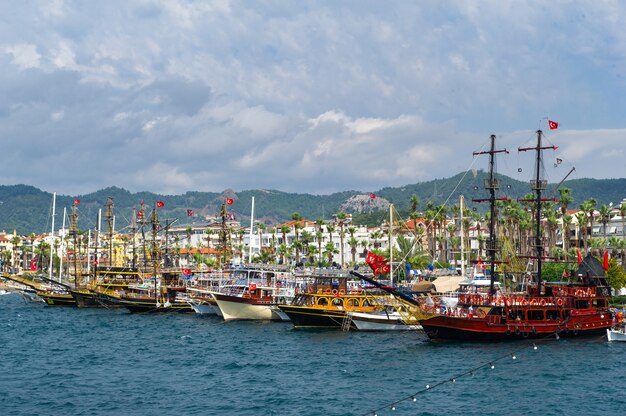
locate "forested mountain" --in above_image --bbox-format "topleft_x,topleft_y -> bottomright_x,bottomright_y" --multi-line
1,173 -> 624,235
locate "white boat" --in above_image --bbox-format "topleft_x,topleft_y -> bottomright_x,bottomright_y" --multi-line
349,309 -> 422,331
607,325 -> 626,342
188,298 -> 217,315
212,285 -> 294,321
210,265 -> 296,321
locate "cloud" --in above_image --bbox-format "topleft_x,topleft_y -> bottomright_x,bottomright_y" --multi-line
0,1 -> 625,196
4,43 -> 41,69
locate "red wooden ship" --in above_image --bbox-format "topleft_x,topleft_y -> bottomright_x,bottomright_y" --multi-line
417,131 -> 613,341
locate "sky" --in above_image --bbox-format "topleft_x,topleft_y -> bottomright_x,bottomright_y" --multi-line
1,0 -> 625,197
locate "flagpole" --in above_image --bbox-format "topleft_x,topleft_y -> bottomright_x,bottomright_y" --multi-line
248,196 -> 255,264
389,203 -> 393,287
48,192 -> 56,280
460,195 -> 465,278
58,207 -> 66,282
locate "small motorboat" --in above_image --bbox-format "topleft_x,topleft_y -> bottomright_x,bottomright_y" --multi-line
607,325 -> 626,342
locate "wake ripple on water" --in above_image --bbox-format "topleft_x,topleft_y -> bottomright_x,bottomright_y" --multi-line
1,294 -> 626,415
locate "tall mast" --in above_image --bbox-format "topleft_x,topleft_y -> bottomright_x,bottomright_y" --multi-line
248,196 -> 255,264
460,195 -> 465,278
69,203 -> 79,288
105,197 -> 114,266
130,209 -> 137,269
48,192 -> 56,280
519,130 -> 556,296
58,207 -> 66,282
389,203 -> 394,287
93,209 -> 100,282
139,201 -> 147,268
473,134 -> 508,295
219,203 -> 228,268
150,208 -> 160,305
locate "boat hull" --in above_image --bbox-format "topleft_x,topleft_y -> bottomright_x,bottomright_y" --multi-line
421,313 -> 612,342
607,328 -> 626,342
213,293 -> 281,321
277,305 -> 348,329
37,292 -> 77,307
349,311 -> 422,331
188,299 -> 217,315
115,296 -> 194,313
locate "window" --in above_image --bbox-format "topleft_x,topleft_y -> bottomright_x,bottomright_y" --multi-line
528,310 -> 544,320
546,309 -> 559,320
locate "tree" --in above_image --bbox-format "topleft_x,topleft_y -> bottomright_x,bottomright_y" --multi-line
579,198 -> 597,253
607,258 -> 626,294
348,236 -> 359,265
335,211 -> 350,266
598,204 -> 612,247
323,241 -> 338,264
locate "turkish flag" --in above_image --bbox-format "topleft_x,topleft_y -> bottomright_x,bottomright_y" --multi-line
603,251 -> 609,271
548,120 -> 559,130
187,209 -> 194,216
30,259 -> 37,271
370,193 -> 376,199
576,249 -> 582,266
226,198 -> 234,205
73,199 -> 81,205
156,200 -> 165,208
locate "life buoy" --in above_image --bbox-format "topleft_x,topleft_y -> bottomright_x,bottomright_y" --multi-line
357,288 -> 363,294
540,299 -> 546,306
530,298 -> 538,306
556,298 -> 564,307
325,289 -> 331,295
505,328 -> 512,336
339,289 -> 345,295
514,328 -> 521,336
332,289 -> 338,297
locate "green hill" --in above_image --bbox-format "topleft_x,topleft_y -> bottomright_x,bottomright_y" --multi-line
1,173 -> 624,234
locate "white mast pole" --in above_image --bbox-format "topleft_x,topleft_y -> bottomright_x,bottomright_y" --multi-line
389,203 -> 393,287
58,207 -> 67,282
460,195 -> 465,278
248,196 -> 255,264
48,192 -> 56,280
97,209 -> 102,268
86,230 -> 91,277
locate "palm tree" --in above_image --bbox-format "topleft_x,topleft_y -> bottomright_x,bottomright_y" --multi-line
348,236 -> 359,265
307,244 -> 318,265
575,211 -> 587,252
280,225 -> 291,247
335,211 -> 349,266
562,213 -> 573,252
326,223 -> 335,244
315,230 -> 324,265
10,235 -> 21,271
579,198 -> 597,252
410,194 -> 420,214
323,241 -> 338,264
598,204 -> 612,247
369,230 -> 383,249
558,188 -> 574,249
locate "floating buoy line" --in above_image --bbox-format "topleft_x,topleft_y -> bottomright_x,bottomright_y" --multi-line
361,334 -> 559,416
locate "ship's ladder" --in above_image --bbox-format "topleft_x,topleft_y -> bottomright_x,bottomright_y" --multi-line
341,312 -> 352,332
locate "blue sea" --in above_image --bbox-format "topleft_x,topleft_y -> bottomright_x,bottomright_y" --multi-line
1,293 -> 625,416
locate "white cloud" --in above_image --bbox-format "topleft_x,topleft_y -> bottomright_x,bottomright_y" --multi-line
5,43 -> 41,69
0,1 -> 625,196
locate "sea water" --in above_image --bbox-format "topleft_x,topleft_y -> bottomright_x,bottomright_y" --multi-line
1,293 -> 625,416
